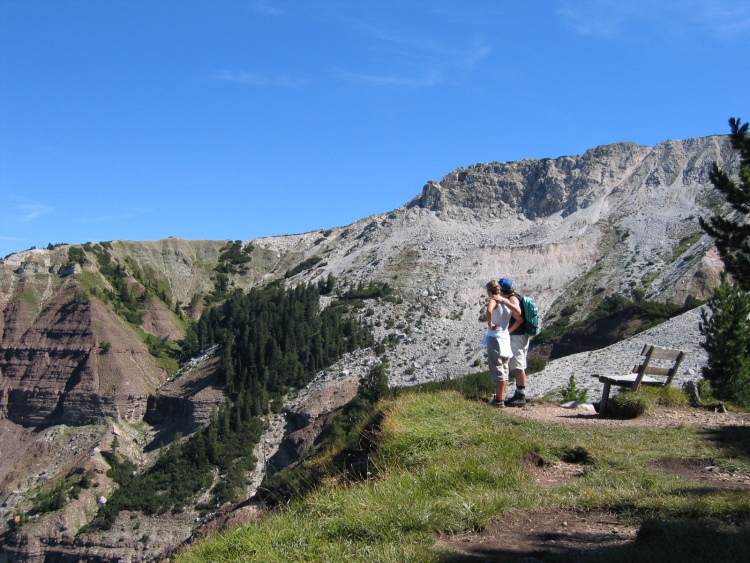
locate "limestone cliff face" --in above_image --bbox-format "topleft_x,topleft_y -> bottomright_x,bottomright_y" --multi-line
414,142 -> 653,220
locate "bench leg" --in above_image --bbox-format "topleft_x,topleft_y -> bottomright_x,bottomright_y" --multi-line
600,382 -> 611,414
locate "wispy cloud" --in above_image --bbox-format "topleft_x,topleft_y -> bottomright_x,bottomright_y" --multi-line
558,0 -> 750,39
688,1 -> 750,36
557,1 -> 648,38
80,208 -> 152,224
210,70 -> 307,88
246,1 -> 282,17
16,202 -> 54,222
336,69 -> 444,88
463,41 -> 492,68
337,27 -> 491,89
221,6 -> 493,91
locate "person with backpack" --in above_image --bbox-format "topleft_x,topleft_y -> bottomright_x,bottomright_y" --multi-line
498,278 -> 540,407
484,280 -> 522,407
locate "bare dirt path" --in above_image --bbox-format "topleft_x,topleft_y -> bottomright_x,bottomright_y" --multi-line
504,399 -> 750,428
440,508 -> 637,562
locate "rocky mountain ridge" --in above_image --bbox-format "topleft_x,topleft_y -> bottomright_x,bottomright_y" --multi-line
0,134 -> 735,561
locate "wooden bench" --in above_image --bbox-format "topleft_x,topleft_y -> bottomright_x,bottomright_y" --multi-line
594,344 -> 686,414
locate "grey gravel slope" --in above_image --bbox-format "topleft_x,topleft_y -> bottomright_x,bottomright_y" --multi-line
528,306 -> 708,400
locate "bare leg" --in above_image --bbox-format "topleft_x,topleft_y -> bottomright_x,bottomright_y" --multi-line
515,369 -> 526,388
496,380 -> 508,401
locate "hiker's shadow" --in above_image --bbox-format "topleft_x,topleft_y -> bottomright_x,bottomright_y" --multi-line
699,426 -> 750,459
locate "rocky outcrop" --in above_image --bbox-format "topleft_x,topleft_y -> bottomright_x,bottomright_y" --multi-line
267,370 -> 361,473
412,142 -> 653,221
269,410 -> 338,472
144,356 -> 225,447
0,283 -> 167,427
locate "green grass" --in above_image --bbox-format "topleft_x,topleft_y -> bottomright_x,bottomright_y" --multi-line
132,327 -> 181,375
75,271 -> 106,293
608,386 -> 692,418
177,391 -> 750,562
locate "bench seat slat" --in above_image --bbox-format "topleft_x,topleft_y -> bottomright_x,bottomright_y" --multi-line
641,366 -> 672,376
599,374 -> 665,386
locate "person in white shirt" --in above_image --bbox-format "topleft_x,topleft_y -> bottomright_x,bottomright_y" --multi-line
484,280 -> 522,407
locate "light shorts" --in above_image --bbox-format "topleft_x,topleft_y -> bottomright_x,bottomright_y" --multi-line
509,334 -> 530,371
487,337 -> 510,382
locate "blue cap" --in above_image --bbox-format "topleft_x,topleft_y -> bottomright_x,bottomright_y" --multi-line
498,278 -> 513,291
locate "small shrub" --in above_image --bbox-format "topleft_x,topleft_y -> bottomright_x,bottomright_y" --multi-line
543,375 -> 588,403
341,280 -> 392,301
560,375 -> 588,403
284,256 -> 323,279
560,304 -> 578,317
609,390 -> 650,418
639,385 -> 689,408
526,357 -> 547,374
31,487 -> 67,514
697,380 -> 717,404
67,246 -> 86,266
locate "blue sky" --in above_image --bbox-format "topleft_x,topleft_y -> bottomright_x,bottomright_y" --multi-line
1,1 -> 748,258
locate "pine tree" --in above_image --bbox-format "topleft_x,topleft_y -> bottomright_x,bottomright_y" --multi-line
358,363 -> 389,405
699,117 -> 750,407
700,118 -> 750,290
699,275 -> 750,406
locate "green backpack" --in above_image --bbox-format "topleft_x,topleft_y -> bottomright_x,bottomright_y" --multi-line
518,294 -> 541,337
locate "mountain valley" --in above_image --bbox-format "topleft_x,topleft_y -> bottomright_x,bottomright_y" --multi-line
0,134 -> 735,562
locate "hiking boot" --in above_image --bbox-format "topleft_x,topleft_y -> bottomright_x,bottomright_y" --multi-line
506,395 -> 527,407
490,396 -> 505,408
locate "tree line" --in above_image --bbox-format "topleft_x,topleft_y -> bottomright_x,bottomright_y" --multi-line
85,278 -> 374,529
182,280 -> 373,412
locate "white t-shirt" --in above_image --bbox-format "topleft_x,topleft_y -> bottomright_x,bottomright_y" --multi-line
486,300 -> 512,357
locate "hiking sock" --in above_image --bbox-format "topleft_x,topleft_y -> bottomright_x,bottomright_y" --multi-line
516,386 -> 526,398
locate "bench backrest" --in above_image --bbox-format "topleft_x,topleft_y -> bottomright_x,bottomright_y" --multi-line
631,344 -> 686,390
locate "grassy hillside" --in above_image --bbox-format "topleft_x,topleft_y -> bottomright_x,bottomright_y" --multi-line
177,391 -> 750,562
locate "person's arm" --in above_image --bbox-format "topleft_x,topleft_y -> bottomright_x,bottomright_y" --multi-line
496,295 -> 522,317
507,295 -> 523,332
486,298 -> 499,329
